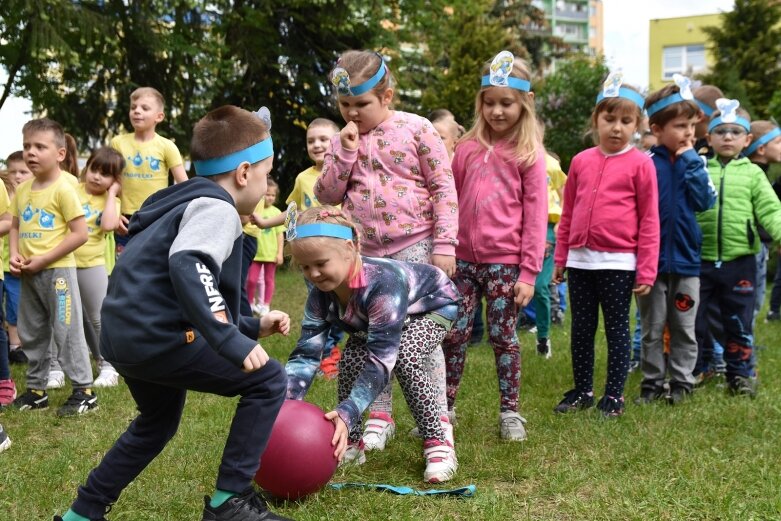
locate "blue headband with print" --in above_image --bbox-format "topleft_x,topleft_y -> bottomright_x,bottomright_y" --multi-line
707,98 -> 750,133
331,54 -> 387,97
595,72 -> 645,110
480,51 -> 531,92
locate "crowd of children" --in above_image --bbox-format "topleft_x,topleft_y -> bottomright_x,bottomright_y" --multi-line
0,46 -> 779,521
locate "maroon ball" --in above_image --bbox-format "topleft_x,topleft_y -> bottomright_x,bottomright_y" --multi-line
254,400 -> 338,500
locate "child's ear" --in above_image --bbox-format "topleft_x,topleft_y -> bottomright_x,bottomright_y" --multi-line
706,133 -> 714,147
380,88 -> 394,107
650,123 -> 664,139
155,111 -> 165,124
56,147 -> 67,164
234,162 -> 251,187
743,133 -> 754,149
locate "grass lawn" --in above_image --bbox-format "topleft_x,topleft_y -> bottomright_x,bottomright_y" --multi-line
2,267 -> 780,520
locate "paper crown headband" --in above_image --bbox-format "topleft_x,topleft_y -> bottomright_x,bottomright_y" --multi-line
193,107 -> 274,177
746,126 -> 780,156
331,54 -> 387,97
646,74 -> 696,117
708,98 -> 751,132
595,72 -> 645,110
285,202 -> 354,241
480,51 -> 531,92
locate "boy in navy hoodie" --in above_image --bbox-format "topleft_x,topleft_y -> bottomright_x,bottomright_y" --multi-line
636,78 -> 717,405
55,106 -> 293,521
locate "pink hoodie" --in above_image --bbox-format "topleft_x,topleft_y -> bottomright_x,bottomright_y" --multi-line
554,146 -> 660,286
452,138 -> 548,285
315,111 -> 458,257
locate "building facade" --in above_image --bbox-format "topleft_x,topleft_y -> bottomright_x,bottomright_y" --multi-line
534,0 -> 604,56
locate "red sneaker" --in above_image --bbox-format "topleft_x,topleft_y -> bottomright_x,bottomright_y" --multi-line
319,346 -> 341,380
0,379 -> 17,407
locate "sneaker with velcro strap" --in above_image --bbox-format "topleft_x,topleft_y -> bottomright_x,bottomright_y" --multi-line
56,389 -> 98,417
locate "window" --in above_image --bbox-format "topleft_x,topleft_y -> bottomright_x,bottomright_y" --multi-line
662,44 -> 706,80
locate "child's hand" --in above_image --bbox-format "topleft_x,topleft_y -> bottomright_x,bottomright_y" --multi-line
117,214 -> 129,236
324,410 -> 348,462
20,255 -> 48,275
633,284 -> 651,296
242,344 -> 270,372
431,254 -> 456,278
340,121 -> 360,151
249,212 -> 261,225
276,252 -> 284,266
9,254 -> 26,276
513,281 -> 534,308
260,310 -> 290,337
108,181 -> 122,197
552,266 -> 566,284
676,137 -> 694,157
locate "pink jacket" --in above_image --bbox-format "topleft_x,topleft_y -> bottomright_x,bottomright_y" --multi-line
315,111 -> 458,257
452,138 -> 548,285
554,146 -> 660,286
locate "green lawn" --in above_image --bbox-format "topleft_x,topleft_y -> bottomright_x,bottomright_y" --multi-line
2,268 -> 780,520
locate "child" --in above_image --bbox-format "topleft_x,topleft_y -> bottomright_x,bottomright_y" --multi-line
110,87 -> 187,254
286,118 -> 344,378
553,73 -> 660,417
3,151 -> 33,364
285,206 -> 459,484
692,84 -> 725,157
0,174 -> 13,407
10,118 -> 94,416
441,51 -> 547,440
694,101 -> 781,397
75,147 -> 123,387
247,178 -> 284,315
54,105 -> 293,521
428,108 -> 462,158
636,77 -> 717,405
316,50 -> 457,450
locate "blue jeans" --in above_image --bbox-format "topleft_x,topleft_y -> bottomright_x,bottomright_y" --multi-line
631,306 -> 642,363
753,242 -> 769,327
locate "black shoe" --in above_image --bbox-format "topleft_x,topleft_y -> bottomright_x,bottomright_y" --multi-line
727,376 -> 758,398
56,389 -> 98,416
202,488 -> 295,521
536,338 -> 552,359
554,389 -> 594,413
13,389 -> 49,410
8,347 -> 28,364
634,387 -> 665,405
596,395 -> 625,418
627,359 -> 640,373
667,386 -> 691,405
766,310 -> 780,322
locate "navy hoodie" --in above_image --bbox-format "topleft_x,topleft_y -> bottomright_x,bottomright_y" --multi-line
100,177 -> 260,374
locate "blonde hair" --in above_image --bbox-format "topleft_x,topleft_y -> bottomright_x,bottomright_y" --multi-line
460,57 -> 541,167
331,50 -> 395,100
750,120 -> 777,140
0,170 -> 14,197
130,87 -> 165,110
289,206 -> 363,282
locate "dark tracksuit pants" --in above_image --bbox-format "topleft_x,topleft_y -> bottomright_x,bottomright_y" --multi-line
695,256 -> 757,381
241,234 -> 258,317
71,340 -> 286,519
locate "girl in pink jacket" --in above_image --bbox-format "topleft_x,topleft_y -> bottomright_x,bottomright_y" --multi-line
442,51 -> 548,442
315,50 -> 458,454
552,74 -> 660,418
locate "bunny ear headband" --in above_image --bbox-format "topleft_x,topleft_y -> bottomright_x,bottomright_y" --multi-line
595,71 -> 645,110
193,106 -> 274,177
480,51 -> 531,92
708,98 -> 751,133
646,74 -> 695,117
285,202 -> 353,241
331,53 -> 387,97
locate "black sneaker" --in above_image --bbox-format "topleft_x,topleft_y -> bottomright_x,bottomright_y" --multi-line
727,376 -> 758,398
53,515 -> 108,521
596,395 -> 624,418
13,389 -> 49,410
536,338 -> 552,359
667,386 -> 691,405
554,389 -> 594,413
8,347 -> 28,364
56,389 -> 98,416
0,423 -> 10,452
634,387 -> 666,405
202,488 -> 295,521
766,310 -> 780,322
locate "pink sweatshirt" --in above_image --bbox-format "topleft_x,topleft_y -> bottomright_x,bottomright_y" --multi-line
315,111 -> 458,257
452,138 -> 548,285
554,146 -> 660,286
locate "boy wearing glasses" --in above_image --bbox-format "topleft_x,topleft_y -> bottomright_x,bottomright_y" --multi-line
694,102 -> 781,398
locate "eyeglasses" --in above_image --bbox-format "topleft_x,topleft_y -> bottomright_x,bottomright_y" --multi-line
712,127 -> 747,137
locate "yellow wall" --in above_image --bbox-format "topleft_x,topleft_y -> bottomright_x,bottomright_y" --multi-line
589,0 -> 604,55
648,13 -> 721,91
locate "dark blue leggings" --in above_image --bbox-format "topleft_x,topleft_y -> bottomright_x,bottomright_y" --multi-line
0,280 -> 9,380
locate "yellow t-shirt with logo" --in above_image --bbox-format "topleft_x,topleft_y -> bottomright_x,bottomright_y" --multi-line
0,183 -> 10,280
12,174 -> 84,269
254,206 -> 283,262
75,184 -> 120,268
546,154 -> 567,223
110,133 -> 183,214
286,166 -> 324,209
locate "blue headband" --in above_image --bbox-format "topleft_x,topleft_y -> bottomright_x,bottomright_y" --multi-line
480,76 -> 531,92
646,93 -> 697,117
293,223 -> 353,240
708,116 -> 751,133
332,56 -> 387,97
596,87 -> 645,110
746,127 -> 781,156
193,137 -> 274,177
695,99 -> 714,117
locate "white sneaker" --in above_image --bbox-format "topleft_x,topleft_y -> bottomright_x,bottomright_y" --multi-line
409,414 -> 456,441
47,370 -> 65,390
423,439 -> 457,483
259,304 -> 270,316
251,303 -> 263,316
499,411 -> 528,441
0,424 -> 11,453
362,412 -> 395,451
94,365 -> 120,388
340,441 -> 366,466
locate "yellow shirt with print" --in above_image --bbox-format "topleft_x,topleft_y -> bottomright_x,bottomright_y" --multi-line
12,174 -> 84,269
0,182 -> 10,280
75,184 -> 120,268
546,154 -> 567,224
287,166 -> 332,209
110,133 -> 183,214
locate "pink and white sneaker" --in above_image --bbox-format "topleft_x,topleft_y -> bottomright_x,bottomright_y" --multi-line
341,439 -> 366,466
0,379 -> 16,408
362,411 -> 396,451
423,438 -> 457,483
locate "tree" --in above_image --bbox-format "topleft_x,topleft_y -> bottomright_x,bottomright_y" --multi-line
536,54 -> 609,170
699,0 -> 781,119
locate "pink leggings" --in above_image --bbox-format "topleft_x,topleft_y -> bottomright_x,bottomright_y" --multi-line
246,261 -> 277,305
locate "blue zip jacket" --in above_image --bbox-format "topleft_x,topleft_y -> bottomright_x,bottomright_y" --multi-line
650,146 -> 717,276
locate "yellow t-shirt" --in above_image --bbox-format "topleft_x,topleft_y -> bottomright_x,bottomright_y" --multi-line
0,183 -> 10,280
12,174 -> 84,269
286,166 -> 324,209
110,133 -> 183,214
243,201 -> 265,238
3,236 -> 10,273
74,184 -> 120,268
254,206 -> 283,262
546,154 -> 567,223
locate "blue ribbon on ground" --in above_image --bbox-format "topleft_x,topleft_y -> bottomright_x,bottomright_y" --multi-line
330,482 -> 476,497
